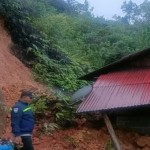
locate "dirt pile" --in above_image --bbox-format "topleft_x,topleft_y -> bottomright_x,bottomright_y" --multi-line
32,126 -> 150,150
0,17 -> 43,106
136,136 -> 150,149
33,127 -> 110,150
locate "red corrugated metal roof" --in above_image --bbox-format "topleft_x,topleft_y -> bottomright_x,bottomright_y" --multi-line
77,68 -> 150,113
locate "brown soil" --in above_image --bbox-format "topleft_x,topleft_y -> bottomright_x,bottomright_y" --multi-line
0,17 -> 44,139
0,18 -> 43,106
0,17 -> 150,150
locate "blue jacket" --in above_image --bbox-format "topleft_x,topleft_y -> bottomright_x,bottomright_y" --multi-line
11,100 -> 34,136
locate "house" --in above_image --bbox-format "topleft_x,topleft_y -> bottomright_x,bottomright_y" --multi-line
77,48 -> 150,134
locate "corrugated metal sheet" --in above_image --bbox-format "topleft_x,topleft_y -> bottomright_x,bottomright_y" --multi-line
77,68 -> 150,113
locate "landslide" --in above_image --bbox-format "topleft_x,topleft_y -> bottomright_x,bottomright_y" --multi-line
0,18 -> 43,105
0,17 -> 44,135
0,15 -> 149,150
0,18 -> 109,150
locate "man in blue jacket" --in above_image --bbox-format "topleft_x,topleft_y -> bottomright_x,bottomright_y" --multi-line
11,91 -> 34,150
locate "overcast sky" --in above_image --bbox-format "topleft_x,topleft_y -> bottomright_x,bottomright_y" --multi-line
77,0 -> 145,19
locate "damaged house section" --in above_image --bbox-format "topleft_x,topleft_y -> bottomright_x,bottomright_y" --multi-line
77,47 -> 150,134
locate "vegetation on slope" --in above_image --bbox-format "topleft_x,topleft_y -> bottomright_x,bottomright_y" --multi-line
1,0 -> 150,92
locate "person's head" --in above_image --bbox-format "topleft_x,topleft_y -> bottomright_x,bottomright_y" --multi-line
20,91 -> 33,104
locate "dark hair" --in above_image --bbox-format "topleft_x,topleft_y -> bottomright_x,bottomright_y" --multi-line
20,91 -> 33,98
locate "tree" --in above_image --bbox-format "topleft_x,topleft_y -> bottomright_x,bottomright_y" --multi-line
121,0 -> 138,24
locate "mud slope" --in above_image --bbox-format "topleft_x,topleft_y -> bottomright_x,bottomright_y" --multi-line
0,18 -> 43,106
0,17 -> 45,140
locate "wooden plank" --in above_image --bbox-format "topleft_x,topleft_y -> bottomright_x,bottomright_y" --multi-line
103,113 -> 122,150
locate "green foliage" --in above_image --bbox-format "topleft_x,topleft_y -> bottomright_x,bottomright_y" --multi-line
31,97 -> 48,113
49,0 -> 92,15
30,91 -> 77,130
43,122 -> 59,135
105,140 -> 114,150
54,97 -> 76,125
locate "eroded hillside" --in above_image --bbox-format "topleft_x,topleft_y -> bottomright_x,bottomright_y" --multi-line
0,17 -> 44,136
0,17 -> 150,150
0,18 -> 43,106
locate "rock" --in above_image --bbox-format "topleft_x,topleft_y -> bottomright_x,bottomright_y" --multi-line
142,147 -> 150,150
123,143 -> 135,150
33,137 -> 40,145
136,136 -> 150,148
